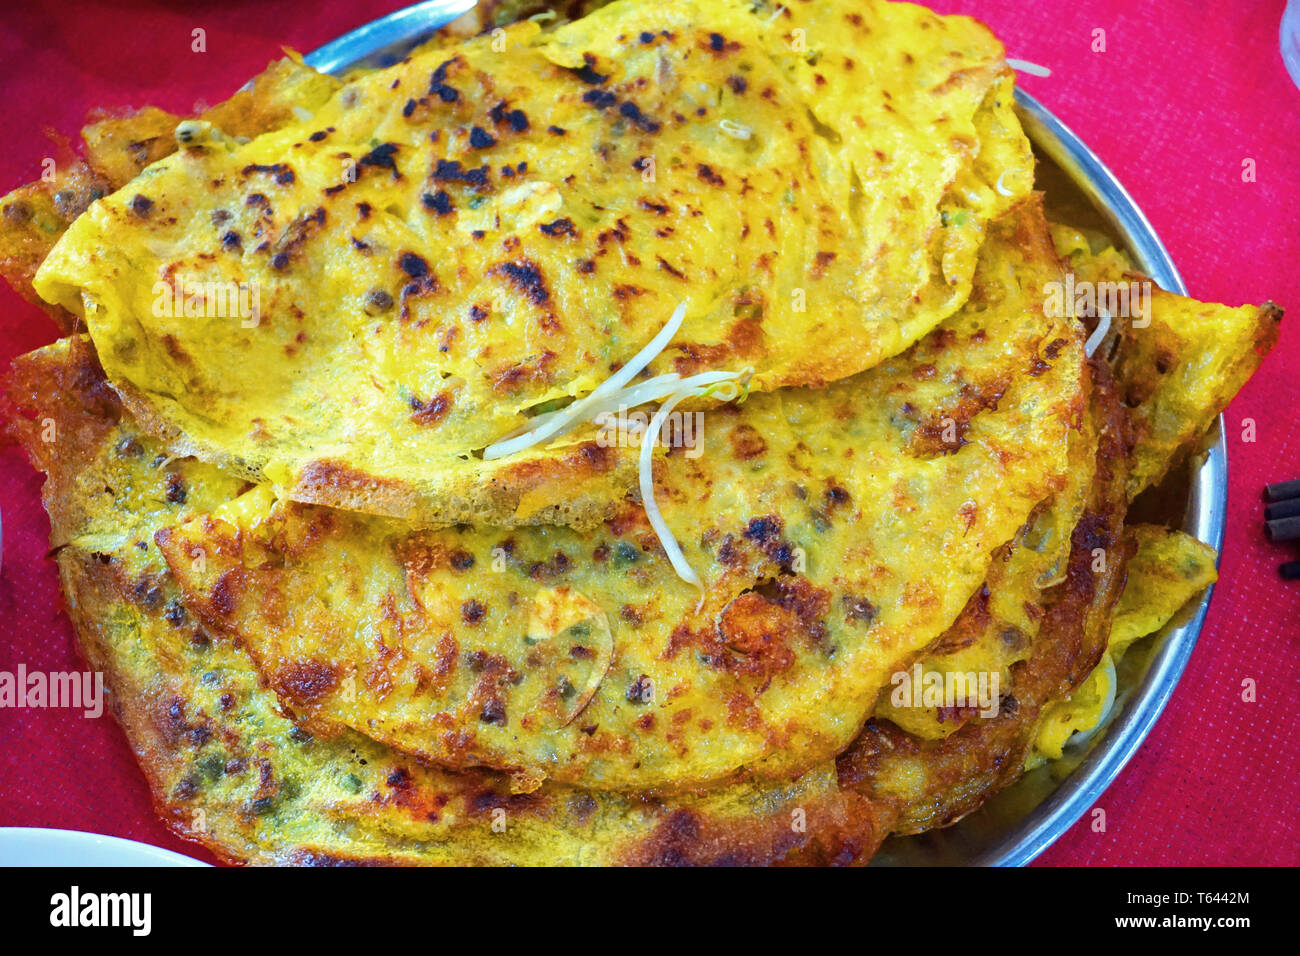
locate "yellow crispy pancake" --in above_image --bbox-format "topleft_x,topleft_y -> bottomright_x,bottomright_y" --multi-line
3,0 -> 1281,868
145,201 -> 1084,792
1108,524 -> 1218,659
872,393 -> 1098,740
34,0 -> 1031,529
1029,522 -> 1217,762
0,55 -> 339,333
1049,222 -> 1282,499
4,338 -> 884,866
841,358 -> 1132,834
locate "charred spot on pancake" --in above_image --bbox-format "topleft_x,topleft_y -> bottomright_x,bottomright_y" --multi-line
461,599 -> 487,625
277,659 -> 341,703
582,89 -> 618,110
697,163 -> 725,186
364,288 -> 394,315
165,472 -> 188,504
618,101 -> 661,133
704,31 -> 740,54
910,377 -> 1011,456
408,390 -> 452,426
433,159 -> 489,187
422,190 -> 453,215
163,599 -> 187,627
743,516 -> 782,546
489,99 -> 529,132
398,251 -> 430,278
538,218 -> 575,237
468,126 -> 496,149
528,550 -> 571,580
494,259 -> 550,305
428,57 -> 461,102
359,142 -> 401,177
569,54 -> 609,85
241,162 -> 295,185
824,482 -> 851,510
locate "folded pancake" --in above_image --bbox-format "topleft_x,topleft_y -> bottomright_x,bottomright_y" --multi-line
4,337 -> 884,866
1029,523 -> 1217,763
871,391 -> 1099,741
839,358 -> 1131,835
33,0 -> 1032,529
1107,524 -> 1217,660
138,200 -> 1084,792
0,55 -> 340,333
1049,223 -> 1282,499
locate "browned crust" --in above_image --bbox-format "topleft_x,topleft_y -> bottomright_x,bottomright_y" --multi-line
837,358 -> 1132,835
7,340 -> 884,866
0,163 -> 109,332
53,550 -> 254,866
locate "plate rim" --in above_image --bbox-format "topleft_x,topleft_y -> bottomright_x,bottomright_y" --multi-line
0,827 -> 209,867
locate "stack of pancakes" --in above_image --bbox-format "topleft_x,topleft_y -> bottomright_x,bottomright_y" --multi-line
0,0 -> 1278,864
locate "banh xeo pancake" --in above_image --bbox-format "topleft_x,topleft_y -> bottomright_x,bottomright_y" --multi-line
0,55 -> 342,333
1049,222 -> 1281,500
1,0 -> 1283,866
1028,523 -> 1218,765
32,0 -> 1033,530
148,200 -> 1084,792
841,359 -> 1132,835
870,394 -> 1099,741
5,339 -> 886,866
1107,524 -> 1218,660
1,273 -> 1104,863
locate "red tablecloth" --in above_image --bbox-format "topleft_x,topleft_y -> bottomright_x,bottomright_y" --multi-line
1,0 -> 1297,866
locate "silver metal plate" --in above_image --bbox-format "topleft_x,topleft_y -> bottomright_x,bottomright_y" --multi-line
303,8 -> 1227,867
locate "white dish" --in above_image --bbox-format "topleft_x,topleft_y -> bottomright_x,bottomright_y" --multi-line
0,827 -> 209,867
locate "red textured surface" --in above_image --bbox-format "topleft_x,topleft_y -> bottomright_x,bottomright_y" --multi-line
0,0 -> 1297,866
